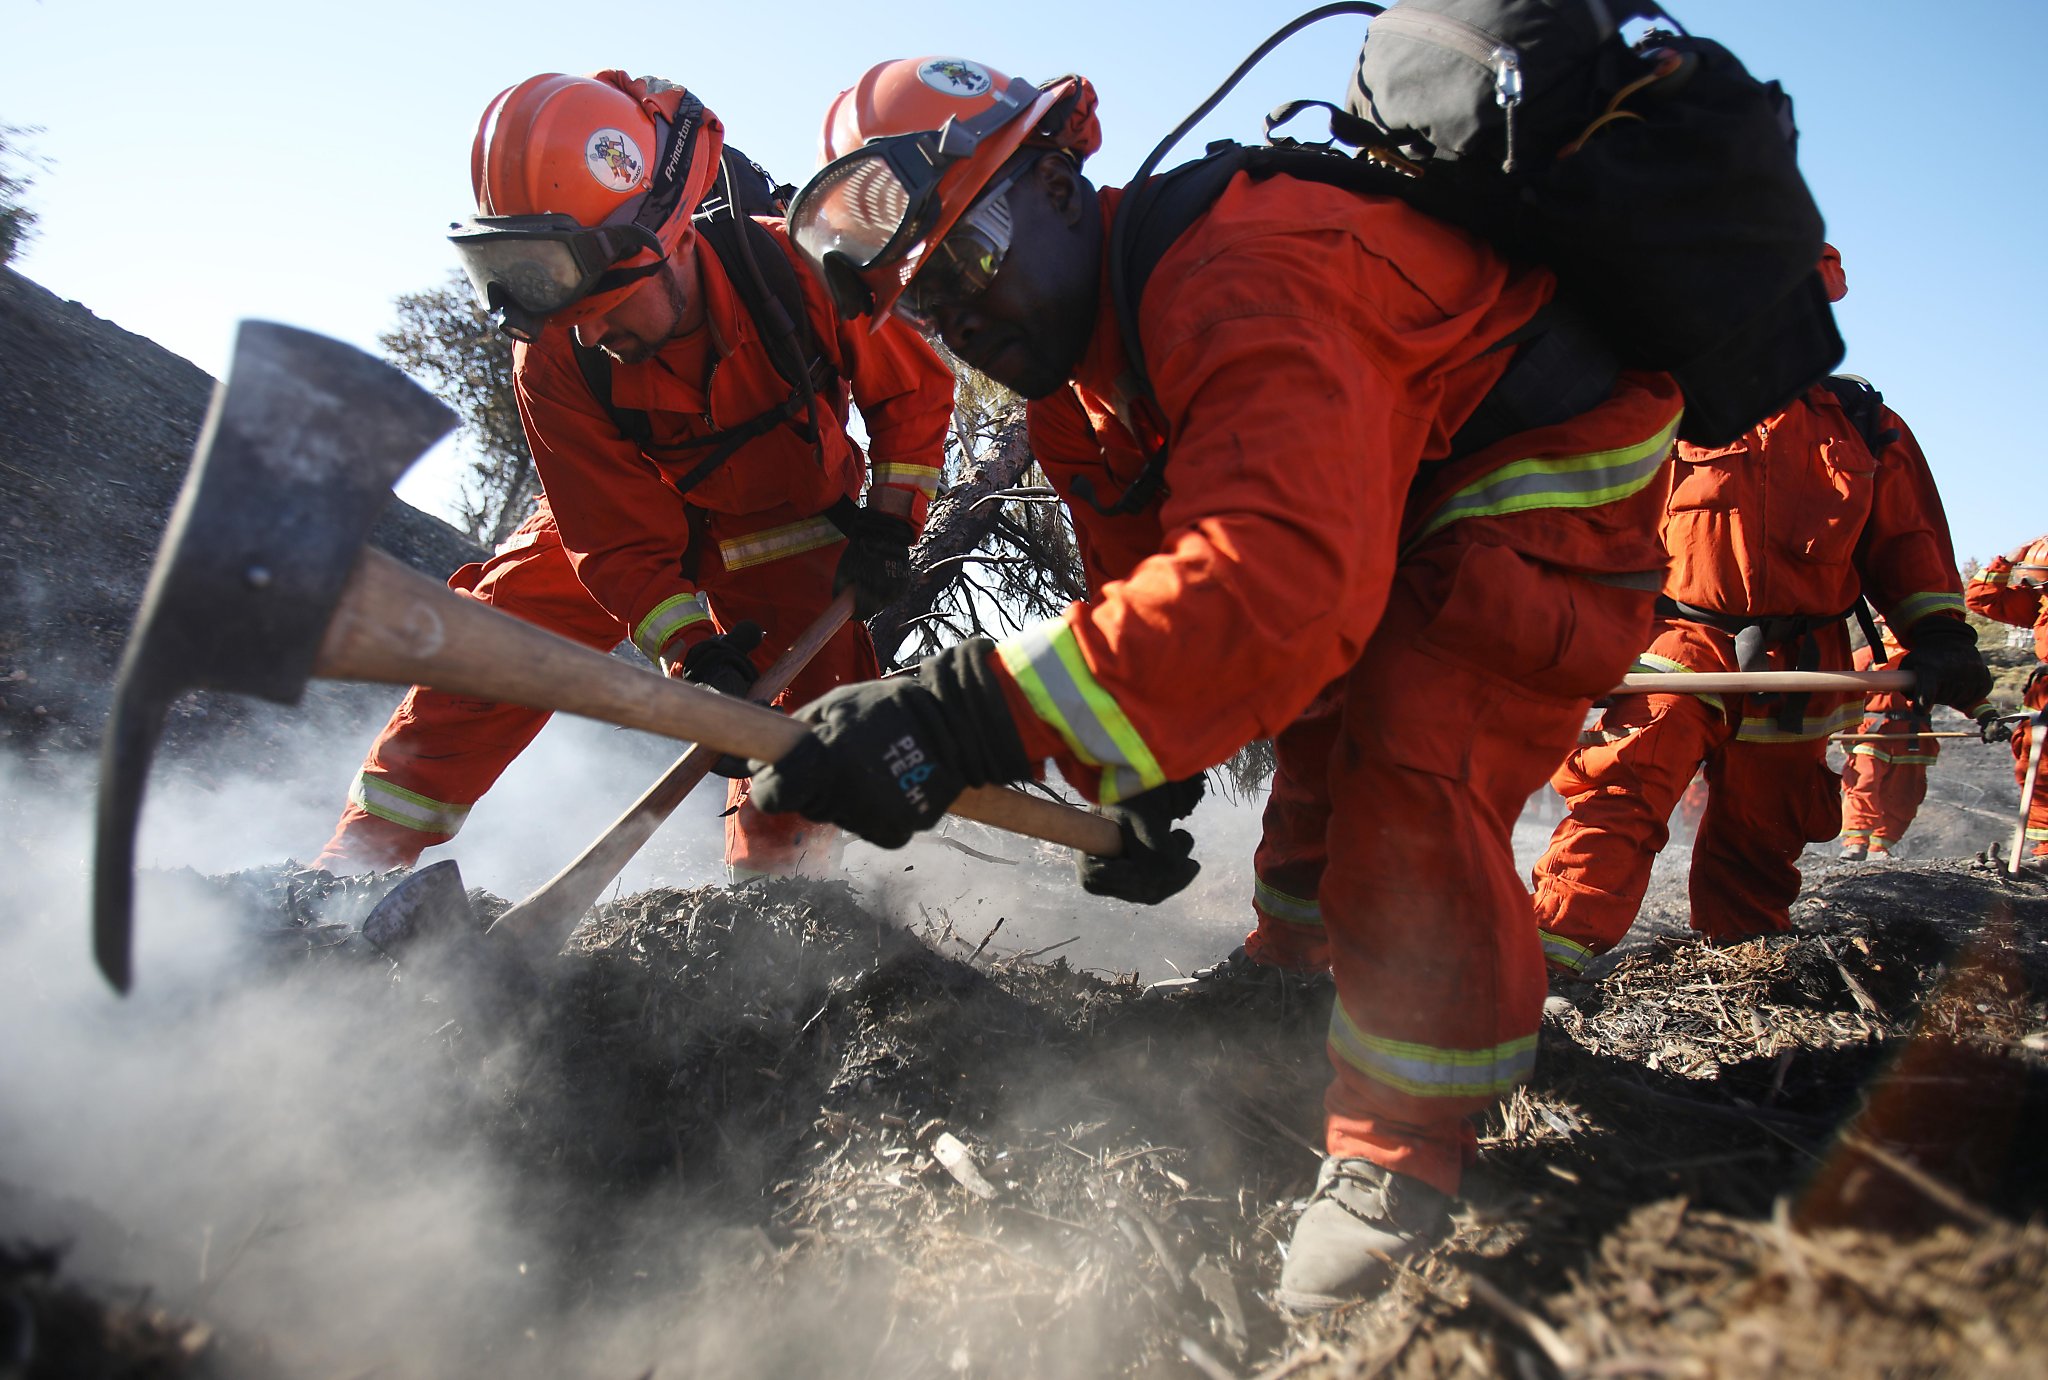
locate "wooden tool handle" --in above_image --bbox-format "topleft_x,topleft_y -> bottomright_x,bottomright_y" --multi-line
1615,670 -> 1917,696
318,550 -> 1124,856
489,591 -> 858,958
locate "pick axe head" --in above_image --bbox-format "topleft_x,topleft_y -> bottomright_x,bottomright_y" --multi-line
94,321 -> 455,992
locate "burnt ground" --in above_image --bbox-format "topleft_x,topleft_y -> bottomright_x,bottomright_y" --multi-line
5,266 -> 2048,1375
8,839 -> 2045,1380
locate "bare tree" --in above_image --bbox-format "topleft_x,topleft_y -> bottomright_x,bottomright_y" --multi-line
869,348 -> 1085,669
380,271 -> 535,544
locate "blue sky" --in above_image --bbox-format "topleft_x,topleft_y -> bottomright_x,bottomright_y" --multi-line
3,0 -> 2042,562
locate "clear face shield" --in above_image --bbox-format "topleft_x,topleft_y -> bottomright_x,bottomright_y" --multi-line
447,213 -> 664,342
786,133 -> 951,322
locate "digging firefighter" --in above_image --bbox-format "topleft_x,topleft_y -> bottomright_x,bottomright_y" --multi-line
314,72 -> 953,882
1837,618 -> 1937,861
1966,533 -> 2048,866
747,55 -> 1689,1311
1531,246 -> 1995,966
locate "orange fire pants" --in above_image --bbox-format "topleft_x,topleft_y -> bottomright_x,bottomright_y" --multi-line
2019,678 -> 2048,860
315,508 -> 874,878
1838,716 -> 1936,850
1243,685 -> 1341,972
1249,538 -> 1656,1197
1531,692 -> 1844,969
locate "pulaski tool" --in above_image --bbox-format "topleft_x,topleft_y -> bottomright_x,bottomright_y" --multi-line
363,590 -> 858,972
93,322 -> 1120,993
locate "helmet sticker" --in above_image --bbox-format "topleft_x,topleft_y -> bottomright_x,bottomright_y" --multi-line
917,59 -> 992,97
585,128 -> 645,192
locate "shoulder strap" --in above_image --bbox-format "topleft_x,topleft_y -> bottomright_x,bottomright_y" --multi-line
570,147 -> 841,499
1097,137 -> 1618,509
1819,373 -> 1901,457
695,209 -> 836,402
570,341 -> 654,449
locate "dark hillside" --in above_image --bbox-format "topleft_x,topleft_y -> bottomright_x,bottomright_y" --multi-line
0,267 -> 484,761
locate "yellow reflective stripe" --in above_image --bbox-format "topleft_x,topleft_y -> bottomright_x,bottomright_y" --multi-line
1889,592 -> 1966,631
1540,931 -> 1594,974
350,774 -> 470,836
1980,567 -> 2013,588
1327,999 -> 1537,1098
718,516 -> 845,572
1254,877 -> 1322,927
1411,411 -> 1680,545
1735,700 -> 1863,744
2028,826 -> 2048,842
1629,653 -> 1724,714
634,592 -> 711,661
874,462 -> 943,496
995,618 -> 1166,806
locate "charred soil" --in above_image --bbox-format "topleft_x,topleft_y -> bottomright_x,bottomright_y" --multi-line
13,855 -> 2048,1379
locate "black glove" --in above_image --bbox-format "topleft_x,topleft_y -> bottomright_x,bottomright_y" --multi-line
751,639 -> 1030,848
680,621 -> 766,777
1898,616 -> 1992,715
680,621 -> 766,696
833,504 -> 916,619
1981,712 -> 2015,744
1077,775 -> 1204,905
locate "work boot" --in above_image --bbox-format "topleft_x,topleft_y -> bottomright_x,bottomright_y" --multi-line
1277,1157 -> 1453,1313
1866,838 -> 1895,862
1143,945 -> 1330,1003
1838,839 -> 1868,862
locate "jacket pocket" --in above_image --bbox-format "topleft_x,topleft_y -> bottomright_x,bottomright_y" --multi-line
1774,435 -> 1874,571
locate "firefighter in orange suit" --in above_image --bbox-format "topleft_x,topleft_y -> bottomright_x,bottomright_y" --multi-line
1531,248 -> 1994,970
1837,620 -> 1937,861
314,71 -> 952,881
748,57 -> 1684,1309
1966,533 -> 2048,864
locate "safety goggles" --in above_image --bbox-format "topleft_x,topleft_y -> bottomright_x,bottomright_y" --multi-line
893,160 -> 1032,331
448,213 -> 665,342
791,143 -> 1033,331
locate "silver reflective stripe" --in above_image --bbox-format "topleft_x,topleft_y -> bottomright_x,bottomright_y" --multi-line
994,619 -> 1166,806
1540,931 -> 1593,974
718,516 -> 844,572
1413,414 -> 1679,543
634,592 -> 711,662
350,773 -> 471,836
1327,998 -> 1536,1098
1888,591 -> 1965,631
1254,877 -> 1322,927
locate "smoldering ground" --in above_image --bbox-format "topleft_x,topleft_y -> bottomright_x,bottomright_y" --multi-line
0,713 -> 1297,1378
10,693 -> 2048,1378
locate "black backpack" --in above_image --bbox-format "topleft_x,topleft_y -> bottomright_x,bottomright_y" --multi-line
1089,0 -> 1841,515
1818,373 -> 1901,459
572,144 -> 839,500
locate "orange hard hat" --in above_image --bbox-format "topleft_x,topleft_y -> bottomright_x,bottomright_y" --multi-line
458,72 -> 725,336
789,57 -> 1100,324
1818,242 -> 1846,303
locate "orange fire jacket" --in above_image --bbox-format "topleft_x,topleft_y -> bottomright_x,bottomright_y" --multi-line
1966,534 -> 2048,661
512,219 -> 953,665
1661,386 -> 1966,633
993,177 -> 1683,803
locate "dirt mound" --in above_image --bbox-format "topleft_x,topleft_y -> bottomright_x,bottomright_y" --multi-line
0,267 -> 483,765
12,861 -> 2047,1379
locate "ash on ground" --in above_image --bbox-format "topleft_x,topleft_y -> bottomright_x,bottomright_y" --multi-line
12,842 -> 2047,1379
